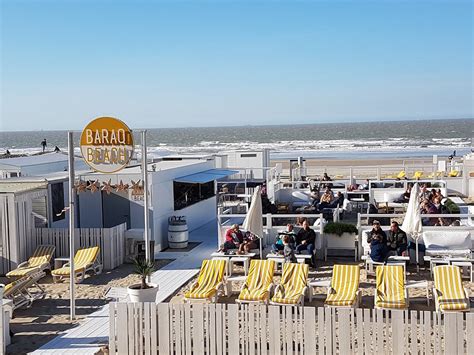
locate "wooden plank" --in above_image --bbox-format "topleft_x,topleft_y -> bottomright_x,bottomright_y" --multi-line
268,305 -> 279,355
116,303 -> 128,355
127,303 -> 135,355
259,304 -> 267,355
216,304 -> 223,355
108,303 -> 116,355
184,304 -> 192,355
363,308 -> 371,354
227,304 -> 240,355
466,313 -> 474,355
410,310 -> 417,355
456,313 -> 463,355
193,304 -> 204,355
355,308 -> 363,355
150,303 -> 158,354
325,307 -> 333,355
174,304 -> 182,355
249,304 -> 256,355
209,304 -> 216,355
144,303 -> 151,355
444,313 -> 457,355
157,303 -> 170,355
338,309 -> 350,355
317,307 -> 325,354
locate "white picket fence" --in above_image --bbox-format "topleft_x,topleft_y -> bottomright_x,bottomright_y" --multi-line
109,302 -> 474,355
31,223 -> 126,270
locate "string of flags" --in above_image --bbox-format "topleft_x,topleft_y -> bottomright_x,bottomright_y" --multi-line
74,179 -> 144,195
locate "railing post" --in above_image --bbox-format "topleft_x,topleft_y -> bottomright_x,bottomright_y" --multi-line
266,213 -> 272,248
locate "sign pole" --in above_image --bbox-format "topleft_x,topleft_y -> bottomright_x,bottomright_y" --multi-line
141,130 -> 151,269
67,131 -> 76,320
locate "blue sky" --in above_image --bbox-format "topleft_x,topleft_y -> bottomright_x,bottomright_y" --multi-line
1,0 -> 472,131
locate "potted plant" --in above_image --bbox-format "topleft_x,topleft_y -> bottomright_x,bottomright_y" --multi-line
323,222 -> 359,260
127,257 -> 159,302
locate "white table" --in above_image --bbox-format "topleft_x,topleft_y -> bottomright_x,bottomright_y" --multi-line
266,253 -> 312,272
225,275 -> 246,296
424,256 -> 451,277
450,260 -> 473,282
54,257 -> 70,270
406,280 -> 430,305
211,252 -> 255,276
308,279 -> 331,302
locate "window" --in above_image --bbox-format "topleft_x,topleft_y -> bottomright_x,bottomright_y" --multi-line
240,153 -> 257,158
10,172 -> 18,177
173,181 -> 215,210
32,196 -> 48,227
51,182 -> 65,221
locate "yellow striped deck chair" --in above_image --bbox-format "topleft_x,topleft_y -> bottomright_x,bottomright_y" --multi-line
325,264 -> 360,308
396,171 -> 406,179
6,245 -> 55,278
52,246 -> 102,283
412,171 -> 423,179
374,265 -> 408,309
184,259 -> 227,303
448,170 -> 459,177
270,263 -> 308,306
433,265 -> 469,313
2,271 -> 46,310
237,260 -> 275,304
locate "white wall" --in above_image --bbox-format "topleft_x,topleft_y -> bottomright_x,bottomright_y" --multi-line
151,160 -> 216,250
225,150 -> 269,179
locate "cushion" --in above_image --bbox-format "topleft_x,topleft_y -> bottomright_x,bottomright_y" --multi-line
423,231 -> 471,250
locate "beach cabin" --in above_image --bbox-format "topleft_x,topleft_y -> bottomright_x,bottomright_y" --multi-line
0,152 -> 89,179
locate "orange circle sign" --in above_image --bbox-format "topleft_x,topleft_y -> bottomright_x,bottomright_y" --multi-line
80,117 -> 134,173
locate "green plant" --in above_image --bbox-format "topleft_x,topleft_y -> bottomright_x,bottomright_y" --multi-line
323,222 -> 358,236
133,257 -> 155,289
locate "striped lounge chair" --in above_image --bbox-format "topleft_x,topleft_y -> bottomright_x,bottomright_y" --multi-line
325,264 -> 360,308
270,263 -> 309,306
374,265 -> 408,309
237,260 -> 275,304
184,259 -> 227,303
2,271 -> 46,310
6,245 -> 55,278
412,171 -> 424,179
433,265 -> 470,313
51,246 -> 102,283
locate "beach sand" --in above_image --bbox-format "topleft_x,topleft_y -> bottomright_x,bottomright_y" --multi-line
169,259 -> 473,312
4,259 -> 173,355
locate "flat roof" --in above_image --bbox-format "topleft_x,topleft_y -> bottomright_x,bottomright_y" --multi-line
0,181 -> 48,194
0,152 -> 71,168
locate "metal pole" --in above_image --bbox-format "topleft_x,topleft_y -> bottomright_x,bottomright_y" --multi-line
141,131 -> 151,267
67,132 -> 76,320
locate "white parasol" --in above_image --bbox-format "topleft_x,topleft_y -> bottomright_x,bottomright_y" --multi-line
401,182 -> 423,270
242,186 -> 264,257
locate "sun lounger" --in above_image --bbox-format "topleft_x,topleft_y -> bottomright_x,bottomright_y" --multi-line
412,171 -> 423,179
396,171 -> 406,179
184,259 -> 227,303
2,271 -> 46,310
6,245 -> 55,278
51,246 -> 102,283
374,265 -> 408,309
270,263 -> 308,306
237,260 -> 275,304
448,170 -> 459,177
325,264 -> 360,308
432,265 -> 469,313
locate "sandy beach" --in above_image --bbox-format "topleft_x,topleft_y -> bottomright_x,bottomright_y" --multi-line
4,260 -> 173,355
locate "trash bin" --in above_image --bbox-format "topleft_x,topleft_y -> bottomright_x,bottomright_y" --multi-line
168,216 -> 189,248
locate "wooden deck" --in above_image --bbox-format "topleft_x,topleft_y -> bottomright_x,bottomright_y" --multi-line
31,221 -> 218,354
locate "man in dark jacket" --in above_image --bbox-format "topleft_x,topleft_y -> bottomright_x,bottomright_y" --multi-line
367,220 -> 388,262
386,221 -> 408,256
295,220 -> 316,265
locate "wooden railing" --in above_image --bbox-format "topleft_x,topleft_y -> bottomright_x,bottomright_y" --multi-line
109,302 -> 474,355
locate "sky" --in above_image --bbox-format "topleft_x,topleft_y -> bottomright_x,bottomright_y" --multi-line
0,0 -> 472,131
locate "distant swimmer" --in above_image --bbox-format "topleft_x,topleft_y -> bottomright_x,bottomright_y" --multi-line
41,139 -> 47,152
6,150 -> 10,156
54,146 -> 60,152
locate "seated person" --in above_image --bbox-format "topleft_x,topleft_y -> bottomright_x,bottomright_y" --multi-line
271,224 -> 296,253
283,235 -> 297,263
432,196 -> 442,212
328,191 -> 344,208
419,184 -> 431,201
358,179 -> 370,190
386,221 -> 408,256
317,187 -> 334,211
367,220 -> 388,262
395,186 -> 411,203
420,199 -> 438,226
223,224 -> 244,252
240,231 -> 260,254
295,220 -> 316,265
321,173 -> 332,188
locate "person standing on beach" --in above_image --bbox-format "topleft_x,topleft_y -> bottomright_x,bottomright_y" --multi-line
41,139 -> 47,152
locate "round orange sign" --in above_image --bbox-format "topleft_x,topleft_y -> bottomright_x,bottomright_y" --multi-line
80,117 -> 134,173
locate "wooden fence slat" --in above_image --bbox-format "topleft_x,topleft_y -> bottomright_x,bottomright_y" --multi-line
144,303 -> 151,355
268,305 -> 279,355
184,304 -> 192,355
444,313 -> 457,355
466,313 -> 474,354
410,310 -> 417,355
227,304 -> 240,355
157,303 -> 170,355
355,308 -> 363,354
109,303 -> 116,355
338,309 -> 350,354
116,303 -> 128,355
303,307 -> 316,355
216,304 -> 223,355
150,303 -> 158,354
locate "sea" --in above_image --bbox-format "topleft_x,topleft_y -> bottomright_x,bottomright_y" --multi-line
1,118 -> 473,160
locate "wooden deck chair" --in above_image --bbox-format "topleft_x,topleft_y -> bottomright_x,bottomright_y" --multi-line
412,171 -> 424,180
325,264 -> 361,308
270,263 -> 309,306
2,271 -> 46,310
184,259 -> 227,303
448,170 -> 459,177
432,265 -> 469,313
51,246 -> 102,283
396,171 -> 406,179
237,260 -> 275,304
374,265 -> 408,309
6,245 -> 55,278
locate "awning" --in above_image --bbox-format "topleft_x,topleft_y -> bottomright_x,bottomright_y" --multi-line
174,169 -> 239,184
